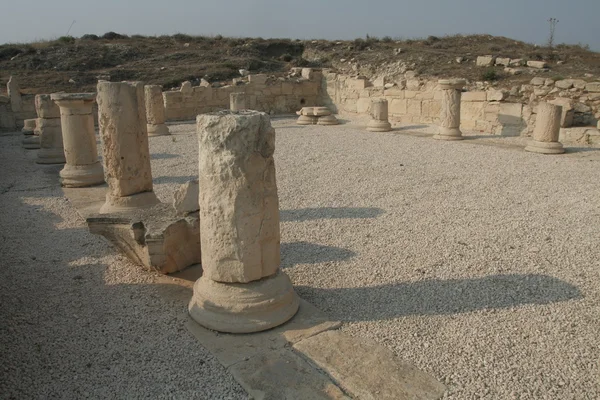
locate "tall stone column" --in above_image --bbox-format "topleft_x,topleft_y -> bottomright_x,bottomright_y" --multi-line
525,102 -> 565,154
434,79 -> 466,141
96,81 -> 160,213
230,92 -> 247,111
367,99 -> 392,132
51,93 -> 105,187
189,111 -> 299,333
144,85 -> 169,136
36,94 -> 66,164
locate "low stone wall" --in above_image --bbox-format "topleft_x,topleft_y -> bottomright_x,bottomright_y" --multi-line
321,72 -> 528,136
163,72 -> 322,121
320,71 -> 600,140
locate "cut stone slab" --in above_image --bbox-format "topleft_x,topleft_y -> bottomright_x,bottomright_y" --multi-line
63,185 -> 200,274
229,348 -> 349,400
294,330 -> 445,400
186,299 -> 341,368
173,179 -> 199,215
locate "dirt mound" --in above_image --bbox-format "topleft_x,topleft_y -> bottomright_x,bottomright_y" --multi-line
1,33 -> 598,94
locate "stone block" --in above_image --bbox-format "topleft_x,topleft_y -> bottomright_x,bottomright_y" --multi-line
173,180 -> 199,215
555,80 -> 574,89
389,99 -> 407,115
487,90 -> 508,101
248,74 -> 268,85
530,77 -> 545,86
527,61 -> 548,69
422,100 -> 441,117
294,331 -> 445,400
495,57 -> 511,66
415,91 -> 434,100
301,68 -> 314,80
406,79 -> 421,91
586,82 -> 600,92
406,99 -> 422,115
462,91 -> 487,102
383,88 -> 404,98
461,101 -> 485,122
347,78 -> 367,90
404,90 -> 418,99
476,55 -> 495,67
356,98 -> 371,114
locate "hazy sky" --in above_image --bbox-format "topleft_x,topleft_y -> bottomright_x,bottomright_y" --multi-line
2,0 -> 599,50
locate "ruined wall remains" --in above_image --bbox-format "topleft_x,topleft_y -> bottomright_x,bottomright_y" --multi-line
163,70 -> 322,121
320,70 -> 600,143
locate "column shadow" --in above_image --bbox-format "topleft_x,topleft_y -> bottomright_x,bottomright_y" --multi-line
280,207 -> 384,222
297,274 -> 582,321
281,241 -> 356,269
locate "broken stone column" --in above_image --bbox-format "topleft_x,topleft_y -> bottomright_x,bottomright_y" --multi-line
434,79 -> 466,141
96,81 -> 160,213
367,99 -> 392,132
525,102 -> 565,154
35,95 -> 66,164
21,118 -> 36,135
51,93 -> 105,187
189,110 -> 299,333
230,92 -> 247,111
144,85 -> 169,136
7,76 -> 22,114
22,119 -> 40,149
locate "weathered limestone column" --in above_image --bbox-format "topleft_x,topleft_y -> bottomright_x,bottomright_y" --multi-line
51,93 -> 105,187
525,102 -> 565,154
434,79 -> 466,141
367,99 -> 392,132
230,92 -> 247,111
36,95 -> 66,164
97,81 -> 160,213
7,76 -> 22,115
189,110 -> 299,333
144,85 -> 169,136
22,119 -> 40,149
21,118 -> 36,135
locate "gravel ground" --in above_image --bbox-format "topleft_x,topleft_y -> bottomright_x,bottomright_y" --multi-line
0,131 -> 247,399
2,117 -> 599,399
150,118 -> 599,399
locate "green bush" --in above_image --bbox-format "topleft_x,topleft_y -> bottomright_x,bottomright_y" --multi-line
57,36 -> 75,44
481,69 -> 500,81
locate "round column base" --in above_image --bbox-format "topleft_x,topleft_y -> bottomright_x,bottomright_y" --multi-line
367,120 -> 392,132
317,115 -> 339,125
60,162 -> 105,188
22,130 -> 35,136
22,135 -> 41,149
36,148 -> 66,164
524,140 -> 564,154
99,191 -> 161,213
189,271 -> 300,333
434,127 -> 463,141
147,123 -> 170,136
297,115 -> 317,125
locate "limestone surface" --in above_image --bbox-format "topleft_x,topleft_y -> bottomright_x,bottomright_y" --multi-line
190,110 -> 299,333
144,85 -> 169,136
434,79 -> 465,141
229,92 -> 247,111
525,102 -> 564,154
172,179 -> 199,215
97,81 -> 159,212
367,99 -> 392,132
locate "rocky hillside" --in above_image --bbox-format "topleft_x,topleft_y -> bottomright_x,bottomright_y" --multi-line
1,33 -> 599,94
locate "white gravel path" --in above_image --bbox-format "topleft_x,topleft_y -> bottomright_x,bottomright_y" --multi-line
0,131 -> 247,399
149,118 -> 600,400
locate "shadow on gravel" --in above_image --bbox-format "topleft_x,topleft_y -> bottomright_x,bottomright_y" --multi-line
281,241 -> 356,269
296,274 -> 582,320
281,207 -> 384,222
563,147 -> 600,154
395,125 -> 429,131
153,175 -> 198,185
151,153 -> 180,160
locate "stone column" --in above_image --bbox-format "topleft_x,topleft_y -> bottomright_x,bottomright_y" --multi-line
51,93 -> 105,187
22,119 -> 40,149
144,85 -> 169,136
434,79 -> 466,141
367,99 -> 392,132
189,110 -> 299,333
35,95 -> 66,164
96,81 -> 160,213
22,118 -> 36,135
7,76 -> 22,115
230,92 -> 247,111
525,102 -> 565,154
